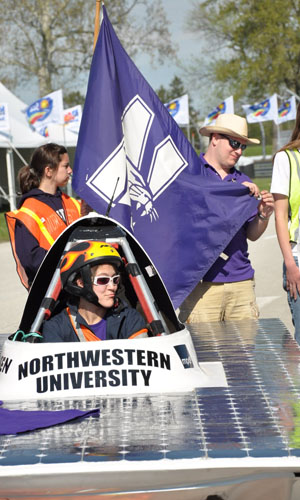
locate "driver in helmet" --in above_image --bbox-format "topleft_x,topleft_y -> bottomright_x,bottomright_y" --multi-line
42,241 -> 148,342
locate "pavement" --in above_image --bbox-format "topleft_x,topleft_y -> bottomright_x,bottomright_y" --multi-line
249,215 -> 294,334
1,242 -> 28,334
0,215 -> 294,335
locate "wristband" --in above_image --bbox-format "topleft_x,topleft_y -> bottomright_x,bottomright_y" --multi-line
258,212 -> 270,221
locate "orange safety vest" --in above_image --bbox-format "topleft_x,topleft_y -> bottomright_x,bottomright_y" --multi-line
5,193 -> 81,289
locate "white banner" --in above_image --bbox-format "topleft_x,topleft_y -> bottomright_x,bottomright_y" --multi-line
276,96 -> 297,125
25,89 -> 64,137
243,93 -> 278,123
203,96 -> 234,126
164,94 -> 189,126
64,104 -> 82,134
0,330 -> 227,400
0,102 -> 10,131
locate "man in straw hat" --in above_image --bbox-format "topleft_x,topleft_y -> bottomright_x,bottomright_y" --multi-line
179,113 -> 274,324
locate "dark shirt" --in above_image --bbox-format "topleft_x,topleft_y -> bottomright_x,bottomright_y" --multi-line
42,301 -> 147,342
15,189 -> 65,285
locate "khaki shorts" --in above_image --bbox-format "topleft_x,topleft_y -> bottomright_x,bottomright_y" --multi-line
179,279 -> 259,324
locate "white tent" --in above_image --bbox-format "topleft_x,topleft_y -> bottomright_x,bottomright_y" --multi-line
0,82 -> 47,149
0,82 -> 78,209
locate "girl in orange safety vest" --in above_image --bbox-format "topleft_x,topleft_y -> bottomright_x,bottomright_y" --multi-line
5,143 -> 81,289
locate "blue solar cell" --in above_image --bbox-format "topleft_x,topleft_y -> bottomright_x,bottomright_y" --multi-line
1,318 -> 300,467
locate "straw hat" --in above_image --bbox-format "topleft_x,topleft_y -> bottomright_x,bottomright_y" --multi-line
199,113 -> 260,145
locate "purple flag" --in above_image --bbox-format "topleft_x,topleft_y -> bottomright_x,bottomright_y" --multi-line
0,401 -> 99,435
72,6 -> 258,309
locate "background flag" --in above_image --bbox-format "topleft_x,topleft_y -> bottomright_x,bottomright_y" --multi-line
0,103 -> 10,131
203,96 -> 234,126
64,105 -> 82,134
164,94 -> 189,126
276,96 -> 297,125
242,94 -> 278,123
25,89 -> 64,137
72,6 -> 258,309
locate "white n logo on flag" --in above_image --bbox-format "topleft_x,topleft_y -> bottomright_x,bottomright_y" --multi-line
86,95 -> 188,223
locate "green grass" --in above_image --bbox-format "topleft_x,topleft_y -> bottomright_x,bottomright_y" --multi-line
0,213 -> 8,242
244,144 -> 273,157
252,177 -> 272,192
0,178 -> 272,243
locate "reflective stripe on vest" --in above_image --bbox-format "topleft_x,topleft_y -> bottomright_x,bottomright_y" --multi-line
67,307 -> 101,342
19,206 -> 54,246
62,195 -> 81,224
5,214 -> 29,289
70,197 -> 81,215
5,193 -> 81,289
286,149 -> 300,242
129,328 -> 149,339
6,194 -> 81,251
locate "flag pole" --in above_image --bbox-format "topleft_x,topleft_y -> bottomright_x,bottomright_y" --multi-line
79,0 -> 102,218
93,0 -> 102,51
259,122 -> 266,158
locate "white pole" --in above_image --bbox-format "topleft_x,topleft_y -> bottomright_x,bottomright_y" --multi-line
192,132 -> 195,149
259,122 -> 266,158
286,88 -> 300,102
6,147 -> 16,210
62,122 -> 72,197
0,131 -> 27,211
187,124 -> 191,142
277,122 -> 281,150
0,131 -> 27,165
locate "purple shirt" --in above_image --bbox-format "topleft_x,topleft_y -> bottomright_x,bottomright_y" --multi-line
90,317 -> 107,340
198,153 -> 257,283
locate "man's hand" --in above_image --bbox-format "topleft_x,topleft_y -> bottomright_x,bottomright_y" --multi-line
242,181 -> 260,198
257,190 -> 274,219
247,190 -> 274,241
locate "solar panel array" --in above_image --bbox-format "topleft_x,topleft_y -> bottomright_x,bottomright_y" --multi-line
1,318 -> 300,466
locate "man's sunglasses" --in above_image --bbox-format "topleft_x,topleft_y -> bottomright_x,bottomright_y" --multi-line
93,275 -> 120,286
221,134 -> 247,151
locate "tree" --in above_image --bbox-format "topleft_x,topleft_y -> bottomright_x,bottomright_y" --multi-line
156,76 -> 201,150
156,76 -> 186,103
0,0 -> 177,98
185,0 -> 300,105
63,91 -> 85,109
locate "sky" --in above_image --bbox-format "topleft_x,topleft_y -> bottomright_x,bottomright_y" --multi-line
134,0 -> 198,98
17,1 -> 203,112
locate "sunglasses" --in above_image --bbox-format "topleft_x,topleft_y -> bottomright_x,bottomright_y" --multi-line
93,274 -> 120,286
221,134 -> 247,151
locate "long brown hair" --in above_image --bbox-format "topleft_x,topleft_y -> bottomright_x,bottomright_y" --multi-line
278,101 -> 300,152
18,143 -> 67,194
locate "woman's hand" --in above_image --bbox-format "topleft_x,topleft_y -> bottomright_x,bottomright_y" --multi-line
286,260 -> 300,301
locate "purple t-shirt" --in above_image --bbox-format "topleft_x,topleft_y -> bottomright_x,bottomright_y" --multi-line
90,318 -> 107,340
198,153 -> 257,283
